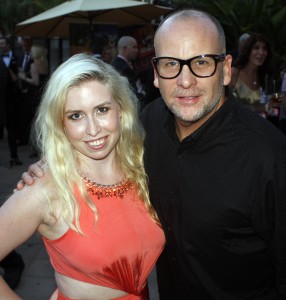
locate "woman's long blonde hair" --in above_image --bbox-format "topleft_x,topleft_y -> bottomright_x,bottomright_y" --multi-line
34,53 -> 159,232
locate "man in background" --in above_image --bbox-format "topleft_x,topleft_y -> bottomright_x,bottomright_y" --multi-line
111,36 -> 144,107
228,32 -> 250,63
17,36 -> 33,146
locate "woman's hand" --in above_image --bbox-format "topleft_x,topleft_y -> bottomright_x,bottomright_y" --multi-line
17,72 -> 26,80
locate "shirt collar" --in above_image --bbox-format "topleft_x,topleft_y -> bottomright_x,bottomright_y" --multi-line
2,51 -> 12,67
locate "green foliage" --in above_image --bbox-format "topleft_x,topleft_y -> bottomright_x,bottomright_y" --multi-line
0,0 -> 21,35
172,0 -> 286,79
0,0 -> 66,36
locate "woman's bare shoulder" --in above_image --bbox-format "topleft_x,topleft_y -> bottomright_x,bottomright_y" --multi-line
13,170 -> 56,207
0,172 -> 53,225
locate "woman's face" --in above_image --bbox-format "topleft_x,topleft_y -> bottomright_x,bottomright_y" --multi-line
63,80 -> 121,165
249,41 -> 268,67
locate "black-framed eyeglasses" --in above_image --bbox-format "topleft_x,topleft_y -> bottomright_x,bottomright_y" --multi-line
152,54 -> 226,79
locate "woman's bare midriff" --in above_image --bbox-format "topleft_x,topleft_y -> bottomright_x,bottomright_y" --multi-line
54,272 -> 129,299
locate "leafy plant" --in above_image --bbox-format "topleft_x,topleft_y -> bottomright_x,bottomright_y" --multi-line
0,0 -> 66,35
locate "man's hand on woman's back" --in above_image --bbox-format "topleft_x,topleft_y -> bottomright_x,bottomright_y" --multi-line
16,161 -> 44,191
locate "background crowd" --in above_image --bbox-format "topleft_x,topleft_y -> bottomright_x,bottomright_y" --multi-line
1,27 -> 286,159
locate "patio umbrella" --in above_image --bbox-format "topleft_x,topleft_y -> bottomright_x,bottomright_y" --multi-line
15,0 -> 173,38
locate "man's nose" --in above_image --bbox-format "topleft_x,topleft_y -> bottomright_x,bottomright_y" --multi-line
177,65 -> 197,88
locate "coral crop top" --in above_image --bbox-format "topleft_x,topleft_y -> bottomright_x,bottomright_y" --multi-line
43,180 -> 165,297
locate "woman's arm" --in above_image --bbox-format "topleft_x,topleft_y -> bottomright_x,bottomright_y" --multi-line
0,277 -> 22,300
19,63 -> 39,86
0,184 -> 47,298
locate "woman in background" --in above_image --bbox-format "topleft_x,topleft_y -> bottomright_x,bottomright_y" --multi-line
229,33 -> 273,115
18,44 -> 49,157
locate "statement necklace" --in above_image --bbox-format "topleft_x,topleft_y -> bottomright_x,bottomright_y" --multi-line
79,173 -> 132,200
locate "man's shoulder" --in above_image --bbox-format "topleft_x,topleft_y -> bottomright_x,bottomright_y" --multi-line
141,97 -> 166,119
111,57 -> 133,76
230,99 -> 286,153
111,56 -> 126,67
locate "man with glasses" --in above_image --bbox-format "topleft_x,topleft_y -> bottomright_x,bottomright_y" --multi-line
17,8 -> 286,300
141,9 -> 286,299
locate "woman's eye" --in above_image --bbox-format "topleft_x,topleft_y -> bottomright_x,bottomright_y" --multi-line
97,107 -> 109,114
69,113 -> 82,120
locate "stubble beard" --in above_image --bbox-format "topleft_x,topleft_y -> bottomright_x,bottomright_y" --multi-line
168,78 -> 224,124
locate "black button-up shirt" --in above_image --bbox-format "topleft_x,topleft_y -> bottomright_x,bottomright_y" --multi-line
141,97 -> 286,299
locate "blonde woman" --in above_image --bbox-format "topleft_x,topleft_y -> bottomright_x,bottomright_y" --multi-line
0,54 -> 165,300
19,44 -> 49,87
18,44 -> 50,155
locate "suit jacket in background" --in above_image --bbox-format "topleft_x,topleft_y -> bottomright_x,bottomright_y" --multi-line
111,56 -> 138,93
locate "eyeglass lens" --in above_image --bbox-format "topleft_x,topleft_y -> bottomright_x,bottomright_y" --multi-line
155,56 -> 220,79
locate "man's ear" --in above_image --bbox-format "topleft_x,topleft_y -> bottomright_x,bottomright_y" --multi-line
223,54 -> 232,86
153,69 -> 159,88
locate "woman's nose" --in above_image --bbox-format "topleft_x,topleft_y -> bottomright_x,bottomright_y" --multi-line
87,118 -> 100,136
